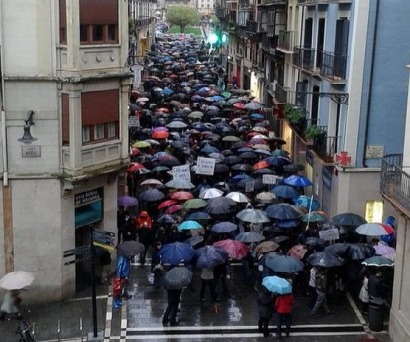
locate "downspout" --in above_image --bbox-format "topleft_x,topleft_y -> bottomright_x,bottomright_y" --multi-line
0,0 -> 8,187
361,0 -> 379,168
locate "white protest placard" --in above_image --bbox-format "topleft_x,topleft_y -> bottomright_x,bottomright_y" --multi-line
171,164 -> 191,181
262,174 -> 278,185
245,180 -> 255,193
196,157 -> 216,175
318,228 -> 340,241
129,116 -> 140,127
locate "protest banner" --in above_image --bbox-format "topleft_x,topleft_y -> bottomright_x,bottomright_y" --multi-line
196,157 -> 216,175
171,164 -> 191,181
318,229 -> 340,241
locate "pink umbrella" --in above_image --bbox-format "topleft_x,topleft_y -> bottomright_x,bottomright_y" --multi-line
373,243 -> 396,261
288,244 -> 308,260
213,239 -> 249,260
152,126 -> 169,132
165,204 -> 183,214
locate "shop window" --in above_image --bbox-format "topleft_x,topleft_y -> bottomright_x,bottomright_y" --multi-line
365,201 -> 383,223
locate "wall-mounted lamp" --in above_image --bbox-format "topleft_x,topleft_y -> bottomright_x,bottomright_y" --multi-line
18,110 -> 37,144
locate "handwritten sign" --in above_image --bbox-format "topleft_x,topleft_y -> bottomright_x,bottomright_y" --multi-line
262,174 -> 278,185
318,228 -> 340,241
196,157 -> 216,175
245,181 -> 255,193
171,164 -> 191,181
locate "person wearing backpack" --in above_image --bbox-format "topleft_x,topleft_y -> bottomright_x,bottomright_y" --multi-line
311,267 -> 334,317
275,292 -> 295,340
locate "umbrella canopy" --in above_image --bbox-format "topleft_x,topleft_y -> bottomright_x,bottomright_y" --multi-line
331,212 -> 367,228
283,175 -> 312,187
163,267 -> 193,290
225,191 -> 250,203
362,256 -> 394,267
194,245 -> 228,268
262,276 -> 292,295
165,178 -> 195,189
265,204 -> 300,220
255,240 -> 280,254
199,188 -> 224,199
307,252 -> 344,268
183,198 -> 208,210
157,214 -> 176,224
346,243 -> 376,261
141,179 -> 163,186
255,191 -> 276,204
0,271 -> 34,290
117,196 -> 138,207
235,231 -> 265,243
294,195 -> 320,211
117,241 -> 145,257
213,239 -> 249,260
158,199 -> 179,210
178,220 -> 203,230
300,211 -> 328,223
373,243 -> 396,260
287,244 -> 308,260
211,221 -> 238,233
167,121 -> 188,129
272,185 -> 300,199
264,255 -> 304,273
158,242 -> 195,265
170,191 -> 194,200
139,188 -> 165,202
165,204 -> 183,214
355,223 -> 395,236
186,211 -> 212,220
236,208 -> 270,223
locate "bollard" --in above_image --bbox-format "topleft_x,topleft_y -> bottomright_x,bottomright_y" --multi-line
57,319 -> 61,342
368,302 -> 384,332
80,317 -> 83,342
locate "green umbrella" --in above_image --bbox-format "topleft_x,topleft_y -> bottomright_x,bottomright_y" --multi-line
221,91 -> 232,98
300,211 -> 328,223
132,141 -> 151,148
183,198 -> 208,210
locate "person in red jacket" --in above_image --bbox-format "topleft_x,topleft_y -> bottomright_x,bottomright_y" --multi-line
135,211 -> 153,266
274,293 -> 294,340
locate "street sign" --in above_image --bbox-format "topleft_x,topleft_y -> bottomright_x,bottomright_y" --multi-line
63,245 -> 90,258
93,241 -> 116,253
93,230 -> 115,237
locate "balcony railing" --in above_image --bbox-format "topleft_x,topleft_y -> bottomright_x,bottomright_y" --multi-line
320,51 -> 347,80
266,24 -> 276,38
261,35 -> 278,50
380,154 -> 410,215
298,0 -> 351,3
275,84 -> 290,103
311,134 -> 338,163
293,47 -> 315,71
277,31 -> 295,52
246,20 -> 259,33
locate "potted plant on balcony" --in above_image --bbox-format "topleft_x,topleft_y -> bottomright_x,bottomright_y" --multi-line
284,104 -> 303,126
304,125 -> 326,144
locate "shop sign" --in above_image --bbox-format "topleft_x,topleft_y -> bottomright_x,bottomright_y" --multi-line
75,187 -> 104,207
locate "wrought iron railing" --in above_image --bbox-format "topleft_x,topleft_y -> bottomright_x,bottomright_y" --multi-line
320,51 -> 347,80
246,20 -> 259,33
274,84 -> 290,103
262,35 -> 278,50
311,135 -> 338,163
298,0 -> 351,4
277,31 -> 295,52
293,47 -> 315,71
380,154 -> 410,214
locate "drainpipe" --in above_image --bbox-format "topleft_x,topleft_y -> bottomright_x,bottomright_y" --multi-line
0,0 -> 8,186
360,0 -> 379,168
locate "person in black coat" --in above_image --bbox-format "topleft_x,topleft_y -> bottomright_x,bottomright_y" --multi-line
257,286 -> 274,337
162,288 -> 182,326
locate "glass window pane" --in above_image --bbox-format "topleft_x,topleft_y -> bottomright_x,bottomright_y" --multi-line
108,122 -> 116,138
107,25 -> 117,42
80,25 -> 88,42
94,124 -> 105,140
93,25 -> 104,42
82,126 -> 90,142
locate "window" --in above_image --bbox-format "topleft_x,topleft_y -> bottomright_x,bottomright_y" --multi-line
81,90 -> 120,144
82,126 -> 91,143
80,0 -> 118,45
62,94 -> 70,146
94,124 -> 105,140
59,0 -> 67,44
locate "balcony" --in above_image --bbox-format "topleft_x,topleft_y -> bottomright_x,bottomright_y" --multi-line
261,35 -> 278,52
319,51 -> 347,82
266,24 -> 276,38
293,47 -> 316,72
246,20 -> 259,33
380,154 -> 410,216
277,31 -> 295,53
298,0 -> 351,4
311,134 -> 338,163
275,84 -> 291,103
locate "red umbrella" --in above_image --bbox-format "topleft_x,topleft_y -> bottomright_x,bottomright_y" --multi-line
127,163 -> 145,172
165,204 -> 183,214
130,147 -> 141,156
170,191 -> 194,200
213,239 -> 249,260
152,130 -> 169,139
253,160 -> 270,170
158,199 -> 179,210
233,103 -> 245,109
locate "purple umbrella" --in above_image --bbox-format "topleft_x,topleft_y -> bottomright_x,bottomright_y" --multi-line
117,196 -> 138,207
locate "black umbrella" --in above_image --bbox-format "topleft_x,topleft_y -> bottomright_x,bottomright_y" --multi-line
307,252 -> 344,268
331,213 -> 367,228
117,241 -> 145,257
265,204 -> 300,220
231,164 -> 253,173
346,243 -> 375,261
163,267 -> 193,290
139,188 -> 165,202
211,222 -> 238,233
157,214 -> 176,224
194,246 -> 228,268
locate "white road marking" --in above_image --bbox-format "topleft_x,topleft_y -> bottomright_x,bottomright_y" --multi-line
104,293 -> 113,341
346,291 -> 375,338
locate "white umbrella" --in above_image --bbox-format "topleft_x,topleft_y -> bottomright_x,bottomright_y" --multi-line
140,179 -> 163,186
199,188 -> 223,199
0,271 -> 34,290
225,191 -> 250,203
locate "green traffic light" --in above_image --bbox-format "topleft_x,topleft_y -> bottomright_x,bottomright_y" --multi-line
208,33 -> 218,44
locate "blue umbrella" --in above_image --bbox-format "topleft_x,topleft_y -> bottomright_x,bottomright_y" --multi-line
212,95 -> 224,102
264,255 -> 304,273
283,175 -> 313,187
139,189 -> 165,202
235,231 -> 265,243
159,242 -> 195,266
211,222 -> 238,233
178,220 -> 203,230
294,195 -> 320,211
157,214 -> 176,224
262,276 -> 292,294
265,204 -> 300,220
275,219 -> 300,228
194,245 -> 228,268
186,212 -> 212,220
230,173 -> 252,184
250,113 -> 264,120
271,185 -> 300,199
200,145 -> 219,154
265,156 -> 292,167
163,267 -> 193,290
162,87 -> 174,95
306,252 -> 344,268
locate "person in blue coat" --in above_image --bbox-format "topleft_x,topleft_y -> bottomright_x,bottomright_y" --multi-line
113,254 -> 131,308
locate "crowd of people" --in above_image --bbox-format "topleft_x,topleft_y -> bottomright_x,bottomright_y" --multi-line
107,32 -> 397,339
